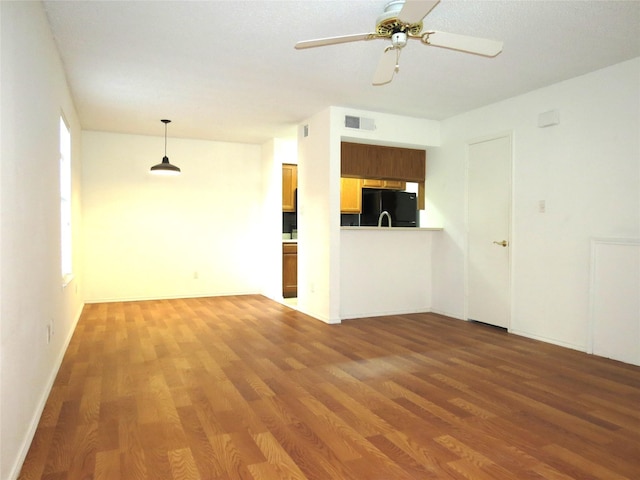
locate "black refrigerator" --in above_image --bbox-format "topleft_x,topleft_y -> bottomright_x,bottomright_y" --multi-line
361,189 -> 418,227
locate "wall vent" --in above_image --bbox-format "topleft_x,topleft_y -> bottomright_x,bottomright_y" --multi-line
345,115 -> 376,131
538,110 -> 560,128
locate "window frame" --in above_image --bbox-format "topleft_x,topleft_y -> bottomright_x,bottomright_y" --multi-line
60,115 -> 73,286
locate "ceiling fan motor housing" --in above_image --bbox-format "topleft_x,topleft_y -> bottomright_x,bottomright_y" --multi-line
377,19 -> 423,36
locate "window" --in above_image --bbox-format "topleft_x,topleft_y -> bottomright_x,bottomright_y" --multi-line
60,116 -> 72,282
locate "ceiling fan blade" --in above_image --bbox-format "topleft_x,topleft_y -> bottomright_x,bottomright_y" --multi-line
424,30 -> 503,57
295,33 -> 376,49
398,0 -> 440,24
372,48 -> 399,86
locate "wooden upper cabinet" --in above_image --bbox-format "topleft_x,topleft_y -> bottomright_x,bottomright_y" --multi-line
340,177 -> 362,213
383,179 -> 406,190
341,142 -> 425,182
361,179 -> 384,188
362,179 -> 406,190
282,163 -> 297,212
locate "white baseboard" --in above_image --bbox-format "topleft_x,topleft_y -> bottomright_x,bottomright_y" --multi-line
8,303 -> 85,480
428,308 -> 466,321
83,290 -> 260,304
340,306 -> 432,321
508,328 -> 585,352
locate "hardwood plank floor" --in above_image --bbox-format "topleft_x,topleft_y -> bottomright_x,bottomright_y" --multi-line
18,295 -> 640,479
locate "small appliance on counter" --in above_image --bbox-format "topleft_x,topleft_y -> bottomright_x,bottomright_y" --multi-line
360,189 -> 418,227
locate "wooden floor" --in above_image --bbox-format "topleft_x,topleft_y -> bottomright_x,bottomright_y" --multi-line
19,295 -> 640,479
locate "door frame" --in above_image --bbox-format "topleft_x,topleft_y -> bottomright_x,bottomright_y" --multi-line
464,131 -> 515,329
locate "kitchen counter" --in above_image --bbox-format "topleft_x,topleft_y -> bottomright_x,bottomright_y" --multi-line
340,226 -> 443,231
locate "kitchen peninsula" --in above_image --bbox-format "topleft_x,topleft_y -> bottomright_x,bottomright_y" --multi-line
340,226 -> 442,320
341,226 -> 443,231
338,141 -> 443,319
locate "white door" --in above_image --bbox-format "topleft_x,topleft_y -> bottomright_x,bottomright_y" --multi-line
467,134 -> 512,328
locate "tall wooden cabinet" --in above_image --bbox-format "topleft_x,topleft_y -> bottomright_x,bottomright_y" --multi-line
282,164 -> 297,297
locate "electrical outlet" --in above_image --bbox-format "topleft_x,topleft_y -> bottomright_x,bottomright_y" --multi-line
193,271 -> 199,280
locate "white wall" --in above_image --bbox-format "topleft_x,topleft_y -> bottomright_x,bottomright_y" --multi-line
428,57 -> 640,351
0,3 -> 84,479
82,131 -> 263,302
297,109 -> 338,322
340,230 -> 436,319
337,106 -> 441,148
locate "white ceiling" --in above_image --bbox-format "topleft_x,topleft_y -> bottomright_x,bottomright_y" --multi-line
43,0 -> 640,144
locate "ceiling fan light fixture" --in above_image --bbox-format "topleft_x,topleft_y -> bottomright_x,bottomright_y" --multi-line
150,119 -> 181,176
391,31 -> 407,48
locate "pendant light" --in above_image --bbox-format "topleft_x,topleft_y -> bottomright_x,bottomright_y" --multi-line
150,119 -> 181,175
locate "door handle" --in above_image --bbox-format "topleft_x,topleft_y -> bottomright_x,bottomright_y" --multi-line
493,240 -> 508,247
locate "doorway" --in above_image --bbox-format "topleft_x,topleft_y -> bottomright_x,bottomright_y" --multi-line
466,134 -> 512,329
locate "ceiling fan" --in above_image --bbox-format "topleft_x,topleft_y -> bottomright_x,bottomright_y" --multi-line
294,0 -> 503,86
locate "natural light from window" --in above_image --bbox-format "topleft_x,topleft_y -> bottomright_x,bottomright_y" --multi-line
60,116 -> 72,283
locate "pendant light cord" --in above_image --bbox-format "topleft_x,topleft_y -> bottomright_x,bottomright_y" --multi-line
161,118 -> 171,158
150,119 -> 180,175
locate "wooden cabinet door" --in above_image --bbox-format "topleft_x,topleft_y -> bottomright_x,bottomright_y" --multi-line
383,180 -> 406,190
362,179 -> 384,188
340,177 -> 362,213
282,242 -> 297,298
362,178 -> 406,190
341,142 -> 426,182
282,164 -> 297,212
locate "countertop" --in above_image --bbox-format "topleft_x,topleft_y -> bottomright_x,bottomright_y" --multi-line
341,226 -> 443,231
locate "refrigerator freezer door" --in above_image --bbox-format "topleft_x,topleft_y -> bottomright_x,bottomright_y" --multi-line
387,191 -> 417,227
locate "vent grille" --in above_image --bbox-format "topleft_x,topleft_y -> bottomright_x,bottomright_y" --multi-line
345,115 -> 376,131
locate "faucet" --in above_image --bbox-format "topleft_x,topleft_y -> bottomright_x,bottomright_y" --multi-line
377,210 -> 392,227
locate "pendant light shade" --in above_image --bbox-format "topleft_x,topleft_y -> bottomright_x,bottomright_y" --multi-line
150,119 -> 181,175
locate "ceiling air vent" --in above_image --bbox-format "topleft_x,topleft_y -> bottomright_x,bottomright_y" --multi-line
345,115 -> 376,131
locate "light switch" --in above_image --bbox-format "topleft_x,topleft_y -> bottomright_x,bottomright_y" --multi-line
539,200 -> 546,213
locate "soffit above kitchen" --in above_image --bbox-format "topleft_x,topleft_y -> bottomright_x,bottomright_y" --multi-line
43,0 -> 640,145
